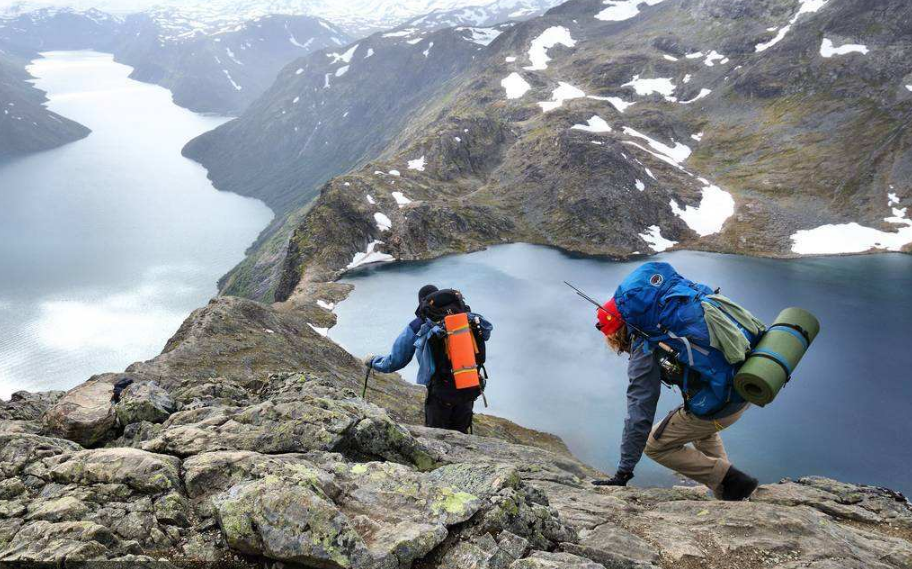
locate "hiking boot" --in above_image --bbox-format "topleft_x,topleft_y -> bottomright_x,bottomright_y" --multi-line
720,466 -> 758,501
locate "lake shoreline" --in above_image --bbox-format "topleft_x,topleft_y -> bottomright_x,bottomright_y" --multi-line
0,51 -> 272,399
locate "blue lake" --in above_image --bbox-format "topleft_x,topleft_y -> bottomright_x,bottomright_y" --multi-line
331,244 -> 912,493
0,51 -> 273,398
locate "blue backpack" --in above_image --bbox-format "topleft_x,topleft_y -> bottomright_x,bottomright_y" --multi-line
614,262 -> 763,416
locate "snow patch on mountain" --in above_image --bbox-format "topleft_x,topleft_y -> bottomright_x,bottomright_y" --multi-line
524,26 -> 575,71
820,38 -> 868,58
756,0 -> 830,53
539,82 -> 585,112
791,192 -> 912,254
347,240 -> 394,270
408,156 -> 426,171
374,212 -> 392,231
392,192 -> 413,206
595,0 -> 667,22
622,75 -> 676,102
501,72 -> 531,99
680,88 -> 711,104
571,115 -> 612,133
640,225 -> 677,252
457,26 -> 502,46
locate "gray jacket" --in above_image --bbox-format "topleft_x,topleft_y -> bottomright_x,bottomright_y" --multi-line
617,338 -> 747,474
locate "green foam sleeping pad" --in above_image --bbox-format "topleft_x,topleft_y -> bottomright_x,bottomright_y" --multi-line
734,307 -> 820,406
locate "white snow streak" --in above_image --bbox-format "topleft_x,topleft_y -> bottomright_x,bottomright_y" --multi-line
329,44 -> 359,64
756,0 -> 830,53
640,225 -> 677,252
820,38 -> 868,58
622,75 -> 676,102
308,324 -> 330,337
571,115 -> 612,133
791,192 -> 912,254
596,0 -> 667,21
589,95 -> 635,113
680,88 -> 712,104
622,127 -> 692,164
392,192 -> 413,207
347,241 -> 394,270
408,156 -> 426,171
222,69 -> 242,90
670,182 -> 735,236
374,212 -> 392,232
459,27 -> 502,46
539,82 -> 586,112
524,26 -> 576,71
501,72 -> 531,99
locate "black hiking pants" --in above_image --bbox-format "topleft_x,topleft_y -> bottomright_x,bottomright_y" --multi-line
424,391 -> 474,434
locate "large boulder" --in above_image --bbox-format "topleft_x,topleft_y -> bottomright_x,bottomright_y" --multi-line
217,477 -> 374,569
43,378 -> 117,446
143,374 -> 436,470
207,450 -> 574,569
114,381 -> 175,426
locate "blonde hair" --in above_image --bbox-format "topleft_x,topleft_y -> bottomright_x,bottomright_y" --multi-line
604,326 -> 631,354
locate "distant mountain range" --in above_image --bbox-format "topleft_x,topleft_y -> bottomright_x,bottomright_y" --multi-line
0,0 -> 562,156
0,0 -> 563,37
181,0 -> 912,303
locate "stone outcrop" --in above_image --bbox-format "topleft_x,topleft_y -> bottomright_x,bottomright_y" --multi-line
3,357 -> 911,567
2,292 -> 910,568
43,378 -> 118,447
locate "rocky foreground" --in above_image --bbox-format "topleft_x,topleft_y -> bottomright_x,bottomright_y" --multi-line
2,295 -> 911,568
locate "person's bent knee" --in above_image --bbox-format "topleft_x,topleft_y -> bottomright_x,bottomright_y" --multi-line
645,436 -> 664,459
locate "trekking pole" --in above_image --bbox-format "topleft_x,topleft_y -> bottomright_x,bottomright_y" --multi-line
362,363 -> 373,400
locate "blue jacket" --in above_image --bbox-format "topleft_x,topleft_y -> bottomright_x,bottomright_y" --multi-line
370,313 -> 492,386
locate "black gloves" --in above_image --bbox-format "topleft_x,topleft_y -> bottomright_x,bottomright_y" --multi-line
592,470 -> 634,487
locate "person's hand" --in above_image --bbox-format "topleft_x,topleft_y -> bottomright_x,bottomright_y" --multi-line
592,470 -> 633,486
362,354 -> 375,368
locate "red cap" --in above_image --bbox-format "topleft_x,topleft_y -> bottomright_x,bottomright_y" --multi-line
597,298 -> 624,336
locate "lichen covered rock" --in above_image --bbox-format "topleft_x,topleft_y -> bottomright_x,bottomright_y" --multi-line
43,379 -> 117,447
114,381 -> 175,426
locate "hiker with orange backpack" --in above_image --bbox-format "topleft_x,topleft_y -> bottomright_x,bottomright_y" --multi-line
364,285 -> 492,433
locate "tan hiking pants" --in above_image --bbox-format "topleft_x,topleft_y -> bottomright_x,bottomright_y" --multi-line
644,404 -> 749,496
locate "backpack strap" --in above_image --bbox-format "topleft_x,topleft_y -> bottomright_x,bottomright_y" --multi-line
750,347 -> 794,382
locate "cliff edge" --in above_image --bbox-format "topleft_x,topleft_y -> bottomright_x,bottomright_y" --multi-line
1,295 -> 910,568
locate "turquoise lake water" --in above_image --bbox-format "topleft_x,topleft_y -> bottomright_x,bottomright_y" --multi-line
332,244 -> 912,493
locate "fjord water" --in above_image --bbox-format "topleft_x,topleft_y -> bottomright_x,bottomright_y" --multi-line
332,244 -> 912,493
0,51 -> 272,399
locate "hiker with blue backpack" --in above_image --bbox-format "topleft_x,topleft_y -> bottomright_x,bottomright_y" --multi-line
364,285 -> 493,434
569,263 -> 820,501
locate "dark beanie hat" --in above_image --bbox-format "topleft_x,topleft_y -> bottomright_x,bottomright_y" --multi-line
418,284 -> 438,303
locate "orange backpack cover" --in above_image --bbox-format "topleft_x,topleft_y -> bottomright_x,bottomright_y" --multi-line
444,312 -> 480,389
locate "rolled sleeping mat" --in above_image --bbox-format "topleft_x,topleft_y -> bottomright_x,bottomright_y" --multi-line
734,307 -> 820,406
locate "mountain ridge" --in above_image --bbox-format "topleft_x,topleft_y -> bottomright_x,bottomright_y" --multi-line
181,0 -> 912,303
1,288 -> 910,567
